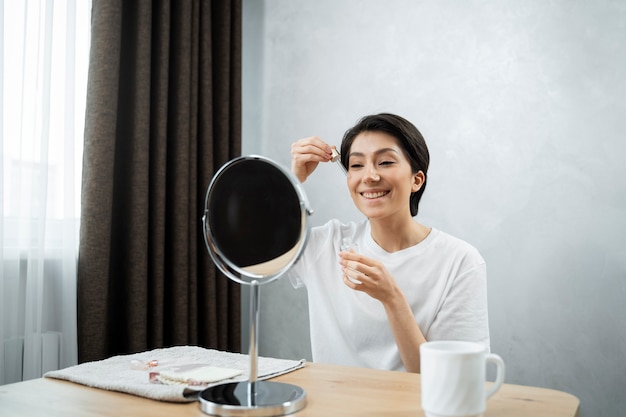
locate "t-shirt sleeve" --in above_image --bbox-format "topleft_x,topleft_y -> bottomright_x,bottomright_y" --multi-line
426,261 -> 491,350
285,221 -> 335,289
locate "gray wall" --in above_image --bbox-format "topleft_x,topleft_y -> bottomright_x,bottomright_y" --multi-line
242,2 -> 626,416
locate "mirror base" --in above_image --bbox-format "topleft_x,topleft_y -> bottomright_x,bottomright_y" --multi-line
199,381 -> 306,417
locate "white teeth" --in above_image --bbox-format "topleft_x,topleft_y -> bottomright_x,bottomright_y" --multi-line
362,191 -> 388,199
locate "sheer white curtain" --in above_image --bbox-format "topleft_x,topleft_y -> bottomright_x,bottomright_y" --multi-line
1,0 -> 91,384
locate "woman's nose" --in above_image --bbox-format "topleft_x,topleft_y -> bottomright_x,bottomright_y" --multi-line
365,165 -> 380,181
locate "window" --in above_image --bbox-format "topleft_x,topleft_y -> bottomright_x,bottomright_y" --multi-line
1,0 -> 91,384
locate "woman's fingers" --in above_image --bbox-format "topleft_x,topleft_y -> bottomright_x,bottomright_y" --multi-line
291,136 -> 332,160
291,136 -> 333,182
343,268 -> 363,285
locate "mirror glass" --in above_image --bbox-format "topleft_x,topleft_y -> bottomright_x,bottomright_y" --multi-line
203,155 -> 311,285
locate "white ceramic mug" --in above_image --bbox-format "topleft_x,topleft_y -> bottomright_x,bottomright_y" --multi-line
420,341 -> 505,417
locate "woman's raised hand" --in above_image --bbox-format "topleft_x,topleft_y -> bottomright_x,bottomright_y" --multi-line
291,136 -> 334,183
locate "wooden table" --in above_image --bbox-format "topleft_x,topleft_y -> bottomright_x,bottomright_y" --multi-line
0,362 -> 579,417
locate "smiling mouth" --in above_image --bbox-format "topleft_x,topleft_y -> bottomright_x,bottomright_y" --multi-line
361,191 -> 389,199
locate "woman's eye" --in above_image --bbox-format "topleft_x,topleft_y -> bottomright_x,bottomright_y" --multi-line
379,161 -> 394,166
349,163 -> 363,169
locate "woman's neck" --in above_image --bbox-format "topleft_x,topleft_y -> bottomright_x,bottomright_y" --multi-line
369,216 -> 431,253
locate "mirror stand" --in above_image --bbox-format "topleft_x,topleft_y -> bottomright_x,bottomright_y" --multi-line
199,281 -> 306,416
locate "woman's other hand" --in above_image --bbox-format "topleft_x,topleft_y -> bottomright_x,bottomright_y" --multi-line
338,251 -> 400,304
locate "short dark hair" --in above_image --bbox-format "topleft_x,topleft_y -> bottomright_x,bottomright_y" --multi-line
340,113 -> 430,216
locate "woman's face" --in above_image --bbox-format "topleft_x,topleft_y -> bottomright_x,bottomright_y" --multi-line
347,131 -> 423,221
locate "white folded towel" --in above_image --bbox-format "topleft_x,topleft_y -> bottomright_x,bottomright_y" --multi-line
44,345 -> 306,402
155,365 -> 243,386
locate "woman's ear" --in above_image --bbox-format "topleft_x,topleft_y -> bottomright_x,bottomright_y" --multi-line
412,171 -> 425,192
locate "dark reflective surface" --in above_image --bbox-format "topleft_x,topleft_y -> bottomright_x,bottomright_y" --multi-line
208,158 -> 301,267
203,155 -> 310,284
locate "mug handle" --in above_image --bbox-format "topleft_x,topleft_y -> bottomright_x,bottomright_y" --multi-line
485,353 -> 505,399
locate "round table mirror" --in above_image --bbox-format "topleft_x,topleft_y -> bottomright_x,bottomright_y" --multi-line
200,155 -> 312,416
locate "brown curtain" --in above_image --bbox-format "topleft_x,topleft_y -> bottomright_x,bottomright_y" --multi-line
77,0 -> 241,363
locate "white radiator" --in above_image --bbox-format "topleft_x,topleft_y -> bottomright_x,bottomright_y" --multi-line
41,332 -> 61,374
3,331 -> 61,384
2,251 -> 73,385
3,337 -> 24,383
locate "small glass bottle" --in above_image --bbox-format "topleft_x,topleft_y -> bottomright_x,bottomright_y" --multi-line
340,237 -> 358,253
340,238 -> 361,284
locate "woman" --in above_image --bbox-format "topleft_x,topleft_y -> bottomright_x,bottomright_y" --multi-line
289,113 -> 489,373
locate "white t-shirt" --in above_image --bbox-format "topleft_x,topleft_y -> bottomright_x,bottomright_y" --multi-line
288,219 -> 490,371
